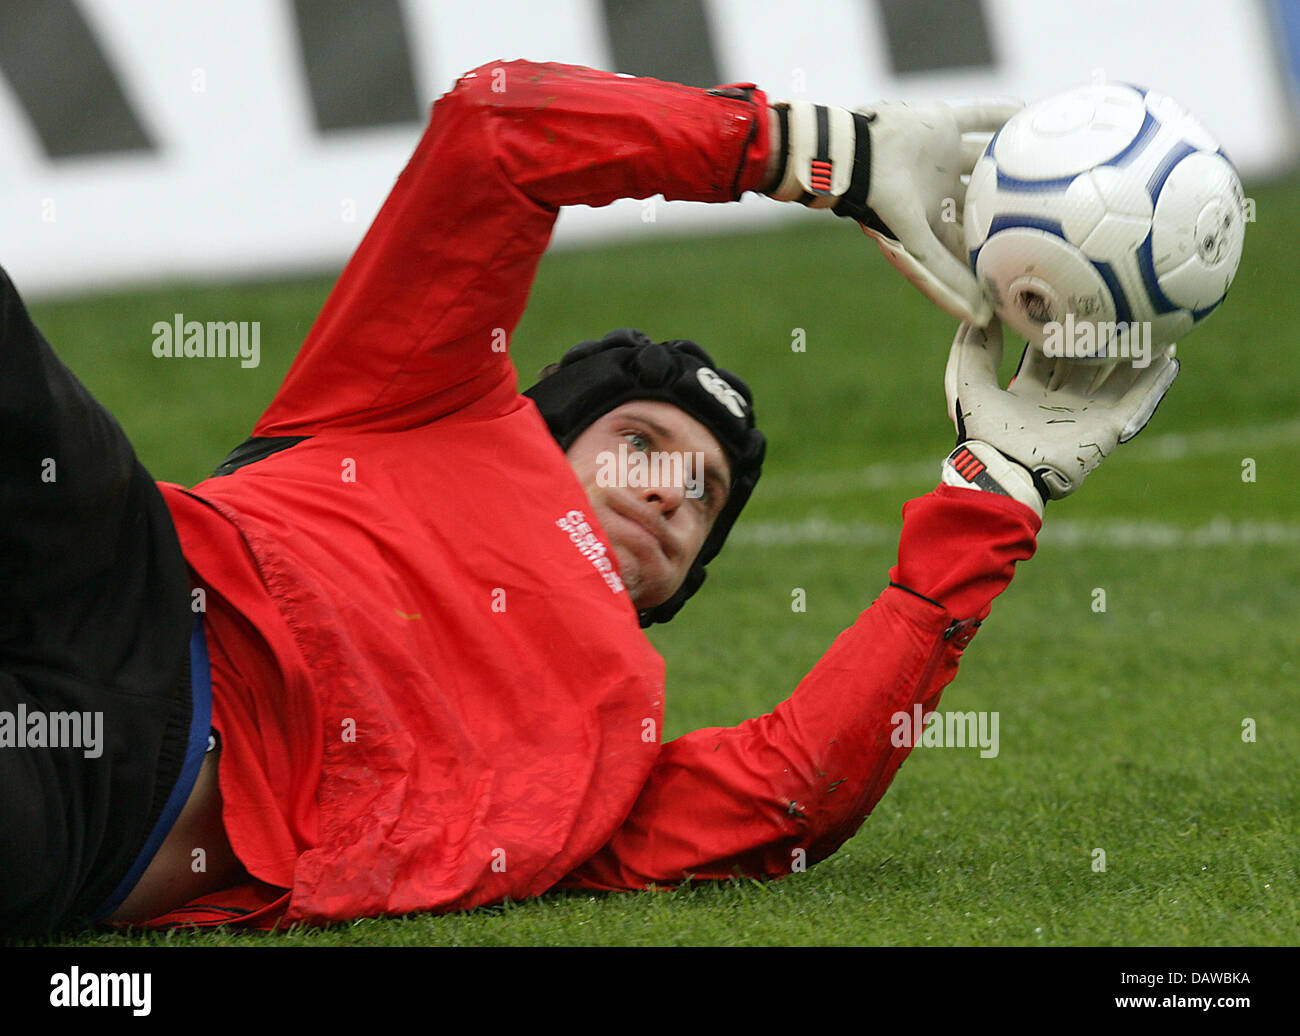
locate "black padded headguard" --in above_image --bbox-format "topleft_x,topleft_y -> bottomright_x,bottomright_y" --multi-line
523,329 -> 765,627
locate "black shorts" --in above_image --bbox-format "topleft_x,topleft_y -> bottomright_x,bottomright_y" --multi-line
0,267 -> 206,937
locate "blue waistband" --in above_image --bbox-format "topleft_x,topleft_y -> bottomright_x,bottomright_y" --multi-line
91,615 -> 213,921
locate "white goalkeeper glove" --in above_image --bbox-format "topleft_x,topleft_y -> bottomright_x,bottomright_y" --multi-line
941,320 -> 1181,519
767,98 -> 1021,325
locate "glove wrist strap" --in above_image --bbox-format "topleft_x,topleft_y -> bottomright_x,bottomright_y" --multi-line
942,440 -> 1045,520
767,102 -> 897,239
767,102 -> 858,210
830,112 -> 894,236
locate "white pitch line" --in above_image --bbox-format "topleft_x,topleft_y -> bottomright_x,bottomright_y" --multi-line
1127,417 -> 1300,461
731,516 -> 896,549
731,517 -> 1300,551
756,418 -> 1300,500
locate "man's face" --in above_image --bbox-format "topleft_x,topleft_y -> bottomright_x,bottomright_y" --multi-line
566,400 -> 732,610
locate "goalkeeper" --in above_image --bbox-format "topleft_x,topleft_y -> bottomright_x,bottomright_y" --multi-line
0,61 -> 1177,934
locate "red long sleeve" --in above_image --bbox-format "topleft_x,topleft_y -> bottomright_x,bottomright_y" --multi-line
253,60 -> 770,437
561,486 -> 1039,890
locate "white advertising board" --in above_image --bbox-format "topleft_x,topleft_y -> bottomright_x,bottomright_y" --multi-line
0,0 -> 1293,296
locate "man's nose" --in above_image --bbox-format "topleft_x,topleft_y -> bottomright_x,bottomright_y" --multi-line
640,479 -> 684,513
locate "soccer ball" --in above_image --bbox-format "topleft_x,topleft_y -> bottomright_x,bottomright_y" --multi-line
964,82 -> 1246,360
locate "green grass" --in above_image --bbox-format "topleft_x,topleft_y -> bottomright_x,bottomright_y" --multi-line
16,173 -> 1300,947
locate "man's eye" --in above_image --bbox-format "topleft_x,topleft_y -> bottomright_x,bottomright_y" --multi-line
623,432 -> 650,452
689,478 -> 715,511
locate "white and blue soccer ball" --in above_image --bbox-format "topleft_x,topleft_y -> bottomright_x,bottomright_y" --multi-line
964,82 -> 1246,356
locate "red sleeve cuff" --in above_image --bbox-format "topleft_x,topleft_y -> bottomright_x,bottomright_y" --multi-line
888,484 -> 1040,620
706,82 -> 772,197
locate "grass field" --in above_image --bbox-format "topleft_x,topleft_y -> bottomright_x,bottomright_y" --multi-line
15,172 -> 1300,948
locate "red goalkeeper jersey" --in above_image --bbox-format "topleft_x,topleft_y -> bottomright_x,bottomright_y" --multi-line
146,61 -> 1038,929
